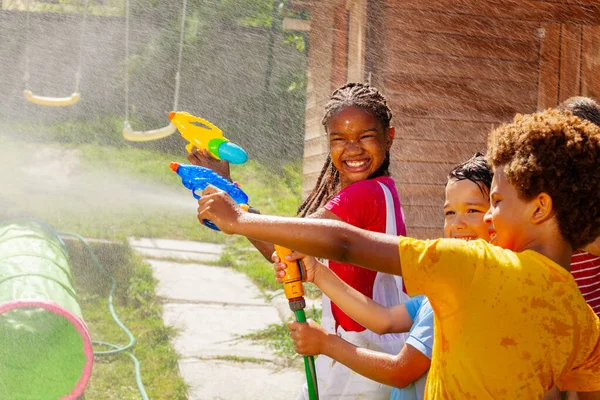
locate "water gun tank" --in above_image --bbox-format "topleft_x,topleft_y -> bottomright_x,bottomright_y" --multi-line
0,219 -> 93,400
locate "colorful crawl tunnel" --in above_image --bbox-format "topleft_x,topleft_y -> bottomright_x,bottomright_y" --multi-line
0,219 -> 93,400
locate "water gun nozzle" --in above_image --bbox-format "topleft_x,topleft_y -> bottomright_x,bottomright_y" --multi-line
170,162 -> 180,172
168,111 -> 176,121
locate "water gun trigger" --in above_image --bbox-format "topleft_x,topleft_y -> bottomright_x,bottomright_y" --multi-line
192,189 -> 201,200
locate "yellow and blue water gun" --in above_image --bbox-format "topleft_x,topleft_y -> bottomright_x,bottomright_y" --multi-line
168,111 -> 248,164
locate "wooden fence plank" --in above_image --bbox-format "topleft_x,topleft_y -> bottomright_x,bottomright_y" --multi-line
397,184 -> 446,207
385,74 -> 538,107
581,25 -> 600,99
393,118 -> 495,143
406,227 -> 444,240
384,53 -> 539,83
392,139 -> 486,164
391,161 -> 456,185
537,23 -> 561,109
387,31 -> 539,62
402,205 -> 443,228
559,24 -> 583,102
385,0 -> 600,25
387,95 -> 533,122
389,8 -> 540,41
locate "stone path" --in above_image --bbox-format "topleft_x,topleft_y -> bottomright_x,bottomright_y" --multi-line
128,238 -> 305,400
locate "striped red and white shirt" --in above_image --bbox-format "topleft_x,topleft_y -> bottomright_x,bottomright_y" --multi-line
571,250 -> 600,317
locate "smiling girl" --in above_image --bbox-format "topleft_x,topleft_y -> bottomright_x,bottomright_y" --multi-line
189,82 -> 410,400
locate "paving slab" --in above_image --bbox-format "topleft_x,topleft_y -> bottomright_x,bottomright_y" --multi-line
130,247 -> 221,262
179,358 -> 304,400
163,302 -> 282,360
130,238 -> 307,399
128,237 -> 224,254
150,260 -> 266,305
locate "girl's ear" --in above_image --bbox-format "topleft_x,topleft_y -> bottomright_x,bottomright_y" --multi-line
386,127 -> 396,149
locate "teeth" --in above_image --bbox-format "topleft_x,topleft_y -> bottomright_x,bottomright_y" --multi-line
346,160 -> 367,167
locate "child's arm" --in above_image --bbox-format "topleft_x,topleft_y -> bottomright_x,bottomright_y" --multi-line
275,253 -> 413,334
188,150 -> 345,260
198,186 -> 402,276
289,319 -> 430,388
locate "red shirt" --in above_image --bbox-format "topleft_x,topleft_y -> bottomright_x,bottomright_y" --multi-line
571,250 -> 600,317
324,176 -> 406,332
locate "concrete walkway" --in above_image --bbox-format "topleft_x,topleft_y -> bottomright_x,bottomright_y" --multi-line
128,238 -> 305,400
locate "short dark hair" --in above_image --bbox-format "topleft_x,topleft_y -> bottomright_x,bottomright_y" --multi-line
557,96 -> 600,127
487,108 -> 600,249
447,152 -> 493,197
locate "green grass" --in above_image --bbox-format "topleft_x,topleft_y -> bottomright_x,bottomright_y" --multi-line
239,306 -> 322,362
67,238 -> 187,400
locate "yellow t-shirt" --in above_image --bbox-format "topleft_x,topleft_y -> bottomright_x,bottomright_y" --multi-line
399,237 -> 600,399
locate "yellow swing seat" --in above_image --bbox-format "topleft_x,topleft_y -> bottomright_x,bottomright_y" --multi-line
24,90 -> 81,107
122,120 -> 177,142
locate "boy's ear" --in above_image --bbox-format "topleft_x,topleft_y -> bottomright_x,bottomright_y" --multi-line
530,192 -> 554,225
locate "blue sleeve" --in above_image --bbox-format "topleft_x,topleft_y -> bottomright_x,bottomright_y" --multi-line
404,295 -> 425,321
406,298 -> 434,359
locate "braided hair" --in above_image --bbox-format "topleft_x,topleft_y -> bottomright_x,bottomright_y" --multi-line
297,82 -> 393,217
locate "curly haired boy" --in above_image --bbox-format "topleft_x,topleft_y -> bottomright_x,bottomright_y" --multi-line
197,108 -> 600,398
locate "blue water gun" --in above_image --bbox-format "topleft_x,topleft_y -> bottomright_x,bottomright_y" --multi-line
170,162 -> 249,231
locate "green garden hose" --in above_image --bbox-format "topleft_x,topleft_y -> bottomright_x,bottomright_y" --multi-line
59,232 -> 149,400
295,308 -> 319,400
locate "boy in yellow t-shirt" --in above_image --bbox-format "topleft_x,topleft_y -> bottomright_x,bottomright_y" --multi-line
196,109 -> 600,399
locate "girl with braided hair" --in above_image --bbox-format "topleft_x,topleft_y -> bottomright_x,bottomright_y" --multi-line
189,82 -> 409,399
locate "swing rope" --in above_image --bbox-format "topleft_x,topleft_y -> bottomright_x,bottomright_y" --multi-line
122,0 -> 187,142
22,0 -> 88,106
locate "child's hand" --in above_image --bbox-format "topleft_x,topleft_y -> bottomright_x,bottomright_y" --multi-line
287,319 -> 330,356
272,251 -> 321,283
197,185 -> 245,234
188,148 -> 232,181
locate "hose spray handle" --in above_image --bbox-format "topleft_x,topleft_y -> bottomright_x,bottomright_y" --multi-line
274,245 -> 305,302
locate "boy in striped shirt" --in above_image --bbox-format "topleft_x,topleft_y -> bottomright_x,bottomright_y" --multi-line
572,239 -> 600,317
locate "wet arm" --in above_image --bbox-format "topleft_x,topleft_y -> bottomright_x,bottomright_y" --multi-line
241,205 -> 341,261
323,339 -> 430,388
314,265 -> 412,334
233,213 -> 402,276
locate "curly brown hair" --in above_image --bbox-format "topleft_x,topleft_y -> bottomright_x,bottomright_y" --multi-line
487,108 -> 600,249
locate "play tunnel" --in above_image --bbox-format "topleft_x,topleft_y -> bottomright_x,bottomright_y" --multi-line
0,220 -> 93,400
